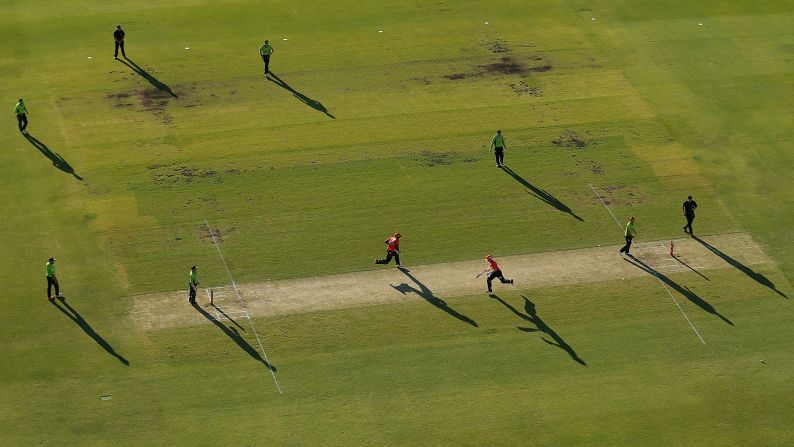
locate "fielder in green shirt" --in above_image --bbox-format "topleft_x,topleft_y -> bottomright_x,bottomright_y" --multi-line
15,98 -> 29,134
619,216 -> 638,256
490,130 -> 507,167
46,257 -> 63,301
259,40 -> 274,75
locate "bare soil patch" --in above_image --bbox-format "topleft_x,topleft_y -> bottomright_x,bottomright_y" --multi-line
552,129 -> 588,148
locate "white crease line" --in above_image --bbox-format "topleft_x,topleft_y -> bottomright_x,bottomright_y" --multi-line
204,219 -> 283,394
589,184 -> 706,344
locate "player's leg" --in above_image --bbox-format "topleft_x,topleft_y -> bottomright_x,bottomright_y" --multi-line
620,236 -> 630,254
487,271 -> 497,292
47,277 -> 53,299
17,115 -> 23,131
114,42 -> 119,58
21,114 -> 27,131
53,277 -> 60,297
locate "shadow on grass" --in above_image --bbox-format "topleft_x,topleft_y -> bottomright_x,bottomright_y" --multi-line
673,256 -> 710,281
693,236 -> 787,298
193,303 -> 276,372
624,255 -> 734,325
392,268 -> 478,327
212,304 -> 246,332
117,57 -> 178,97
501,166 -> 583,221
51,297 -> 129,365
491,294 -> 586,366
24,133 -> 82,180
266,72 -> 335,118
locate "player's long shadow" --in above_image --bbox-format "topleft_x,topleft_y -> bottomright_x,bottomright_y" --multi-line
23,133 -> 82,180
266,72 -> 335,119
212,305 -> 246,332
693,236 -> 787,298
392,268 -> 478,327
117,57 -> 178,98
624,255 -> 734,325
491,294 -> 586,366
193,303 -> 276,372
50,297 -> 129,365
674,256 -> 710,281
501,166 -> 583,221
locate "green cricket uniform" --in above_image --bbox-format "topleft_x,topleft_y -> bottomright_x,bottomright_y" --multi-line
491,132 -> 506,166
15,101 -> 28,132
620,220 -> 637,254
46,260 -> 60,298
259,42 -> 273,73
491,133 -> 505,148
624,221 -> 636,237
188,269 -> 199,303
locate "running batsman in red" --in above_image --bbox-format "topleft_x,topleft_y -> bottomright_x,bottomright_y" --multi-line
483,255 -> 513,294
374,232 -> 402,268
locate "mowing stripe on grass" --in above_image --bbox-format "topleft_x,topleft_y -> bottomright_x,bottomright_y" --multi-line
204,219 -> 284,394
589,184 -> 706,344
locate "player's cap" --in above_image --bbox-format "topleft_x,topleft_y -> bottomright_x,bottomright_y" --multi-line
688,195 -> 692,199
48,257 -> 55,262
191,265 -> 198,270
486,255 -> 493,260
497,129 -> 501,133
394,232 -> 401,238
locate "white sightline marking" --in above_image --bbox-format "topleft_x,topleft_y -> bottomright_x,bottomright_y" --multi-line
589,184 -> 706,344
204,219 -> 283,394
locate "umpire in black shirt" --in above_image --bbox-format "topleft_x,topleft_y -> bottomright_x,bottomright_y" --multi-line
114,25 -> 126,59
683,195 -> 698,235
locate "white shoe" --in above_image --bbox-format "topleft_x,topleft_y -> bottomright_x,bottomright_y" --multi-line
21,130 -> 28,135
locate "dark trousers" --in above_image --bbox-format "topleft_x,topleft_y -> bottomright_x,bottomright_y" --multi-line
375,250 -> 400,266
620,235 -> 633,254
47,276 -> 60,297
189,284 -> 197,303
494,147 -> 504,166
487,269 -> 512,292
17,114 -> 27,131
261,55 -> 271,73
684,214 -> 695,235
114,41 -> 126,58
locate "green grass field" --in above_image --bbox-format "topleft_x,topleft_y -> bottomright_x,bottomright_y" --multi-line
2,0 -> 793,445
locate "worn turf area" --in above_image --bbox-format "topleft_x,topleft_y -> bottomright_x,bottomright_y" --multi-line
1,0 -> 792,445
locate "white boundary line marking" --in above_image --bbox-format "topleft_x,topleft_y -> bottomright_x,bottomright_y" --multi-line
589,184 -> 706,344
204,219 -> 284,394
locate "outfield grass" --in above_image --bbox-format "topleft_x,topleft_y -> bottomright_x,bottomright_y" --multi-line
1,0 -> 792,445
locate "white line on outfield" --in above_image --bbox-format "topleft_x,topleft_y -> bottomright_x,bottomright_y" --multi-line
204,219 -> 284,394
589,184 -> 706,344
